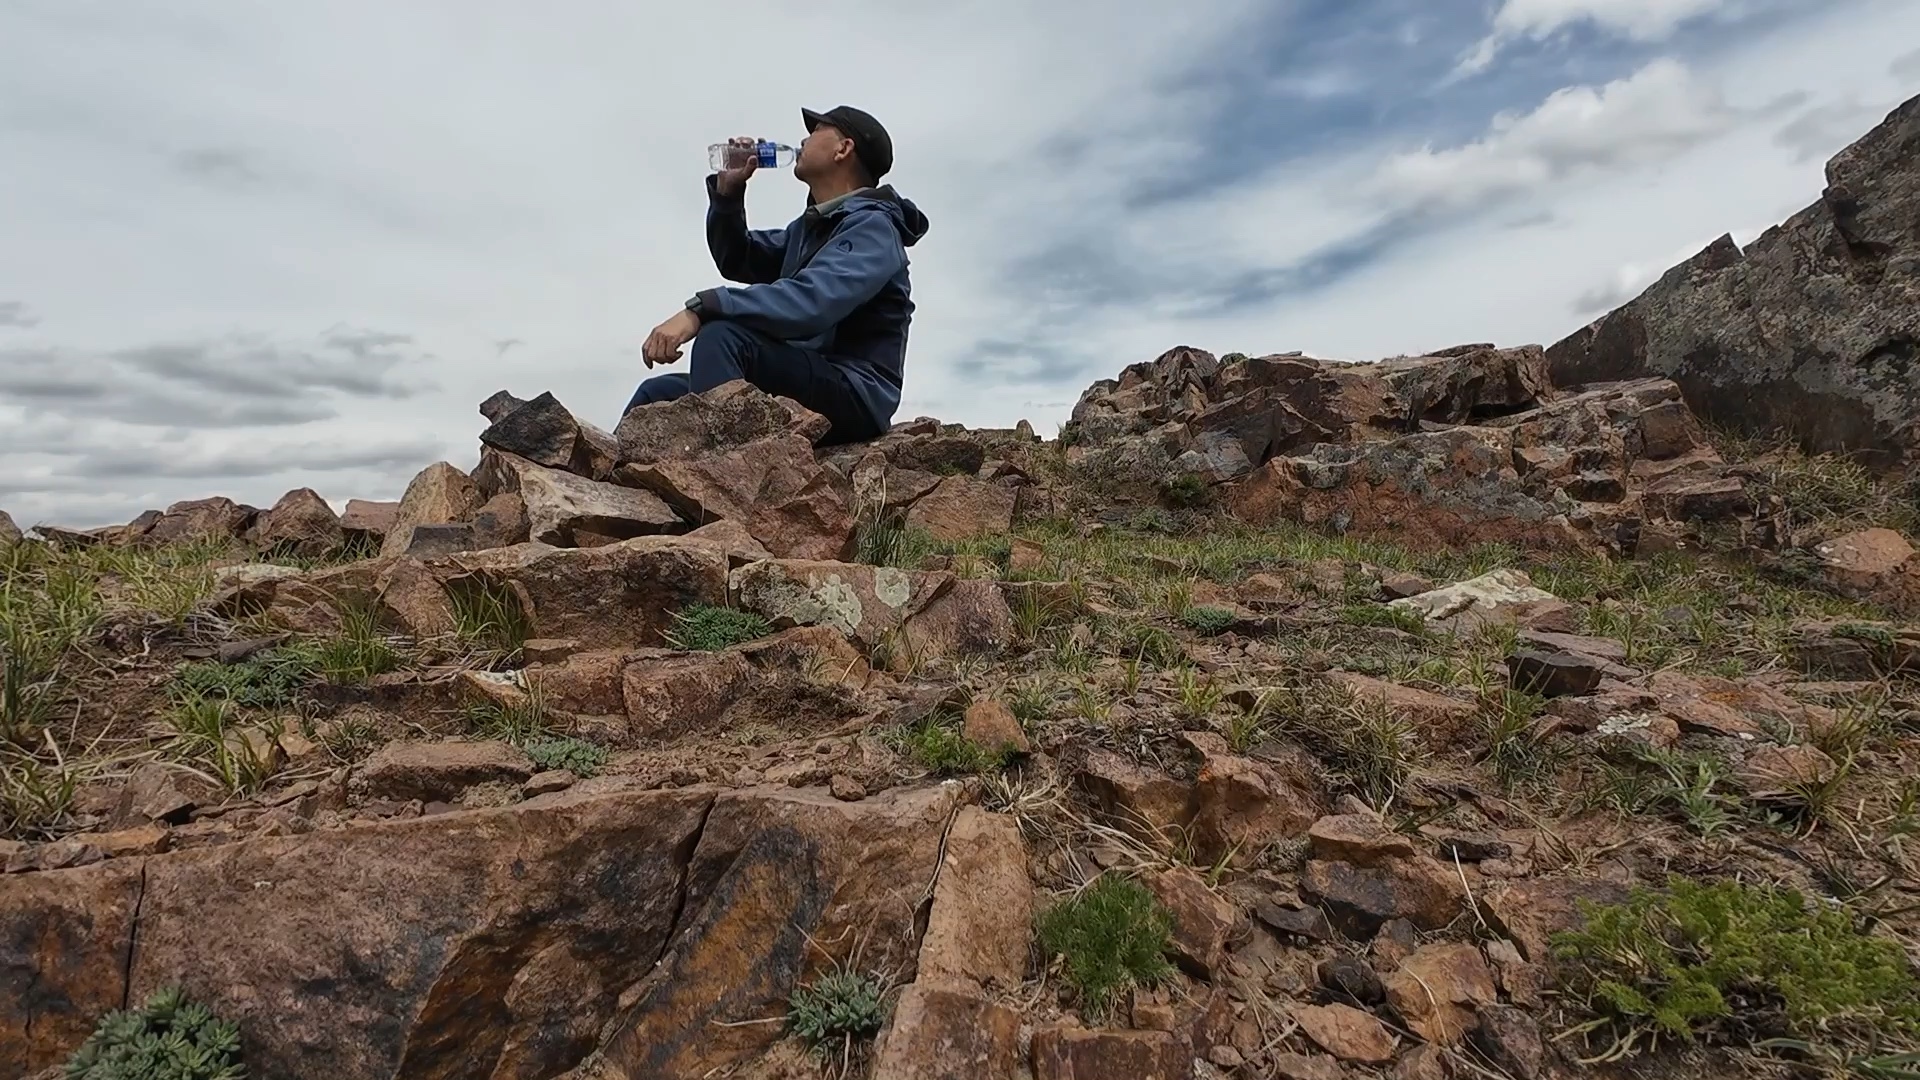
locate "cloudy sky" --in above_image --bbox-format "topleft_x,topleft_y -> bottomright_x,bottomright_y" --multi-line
3,0 -> 1918,527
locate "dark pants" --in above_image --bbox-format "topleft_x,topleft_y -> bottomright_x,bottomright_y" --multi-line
624,322 -> 882,445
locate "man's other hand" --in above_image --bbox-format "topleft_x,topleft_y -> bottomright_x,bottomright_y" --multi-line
714,135 -> 760,198
642,309 -> 702,368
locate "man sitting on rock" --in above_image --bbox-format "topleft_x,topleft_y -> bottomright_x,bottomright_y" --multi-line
627,106 -> 930,446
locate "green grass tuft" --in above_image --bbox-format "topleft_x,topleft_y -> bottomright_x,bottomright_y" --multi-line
1553,878 -> 1920,1057
894,714 -> 1007,776
447,577 -> 532,655
1179,605 -> 1237,635
1037,875 -> 1175,1019
665,604 -> 771,652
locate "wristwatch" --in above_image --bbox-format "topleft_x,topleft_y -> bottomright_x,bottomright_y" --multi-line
684,295 -> 706,318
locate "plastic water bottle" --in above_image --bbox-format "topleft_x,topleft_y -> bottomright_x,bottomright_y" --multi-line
708,141 -> 796,171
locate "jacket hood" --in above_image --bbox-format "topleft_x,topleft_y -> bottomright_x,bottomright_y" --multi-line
835,186 -> 929,247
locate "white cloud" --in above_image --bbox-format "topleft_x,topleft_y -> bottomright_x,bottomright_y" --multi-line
1460,0 -> 1728,74
1370,59 -> 1739,215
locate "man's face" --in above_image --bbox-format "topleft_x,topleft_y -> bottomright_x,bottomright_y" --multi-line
794,123 -> 851,182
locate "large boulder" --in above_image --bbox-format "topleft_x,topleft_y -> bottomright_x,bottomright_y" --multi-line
599,784 -> 961,1079
478,450 -> 684,546
257,487 -> 343,557
382,462 -> 484,557
731,559 -> 1014,667
1546,94 -> 1920,465
339,498 -> 400,548
614,380 -> 828,465
479,390 -> 619,480
0,788 -> 713,1079
620,435 -> 853,561
143,497 -> 256,547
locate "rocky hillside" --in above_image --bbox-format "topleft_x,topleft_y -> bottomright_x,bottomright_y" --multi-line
3,97 -> 1919,1080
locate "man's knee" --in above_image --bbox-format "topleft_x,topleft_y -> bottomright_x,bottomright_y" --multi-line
690,320 -> 758,359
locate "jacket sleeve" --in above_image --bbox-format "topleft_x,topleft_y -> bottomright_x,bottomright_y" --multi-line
698,213 -> 905,340
706,175 -> 787,284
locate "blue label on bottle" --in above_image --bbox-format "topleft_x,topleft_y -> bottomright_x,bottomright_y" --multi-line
757,143 -> 777,167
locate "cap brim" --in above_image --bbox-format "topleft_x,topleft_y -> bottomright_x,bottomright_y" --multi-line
801,108 -> 830,132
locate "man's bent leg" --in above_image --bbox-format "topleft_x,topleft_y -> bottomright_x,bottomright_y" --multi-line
687,322 -> 881,443
624,372 -> 692,415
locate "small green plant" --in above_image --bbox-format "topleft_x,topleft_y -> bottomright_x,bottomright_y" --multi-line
1037,875 -> 1175,1019
170,648 -> 318,710
448,576 -> 532,654
1480,689 -> 1563,790
1593,745 -> 1739,838
1179,605 -> 1237,635
64,984 -> 245,1080
853,516 -> 937,569
894,714 -> 1004,776
1,751 -> 79,840
1174,668 -> 1223,720
1114,620 -> 1185,670
309,604 -> 403,684
463,689 -> 552,745
1340,603 -> 1427,635
665,604 -> 771,652
788,969 -> 890,1050
165,696 -> 281,795
524,736 -> 608,777
1553,878 -> 1920,1059
1160,473 -> 1211,509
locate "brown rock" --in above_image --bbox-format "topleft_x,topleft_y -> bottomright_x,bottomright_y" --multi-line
1472,1005 -> 1546,1080
1816,528 -> 1920,612
360,740 -> 534,802
1143,867 -> 1237,980
903,475 -> 1018,542
1394,1045 -> 1452,1080
470,492 -> 532,549
113,763 -> 209,827
1183,732 -> 1324,863
603,785 -> 960,1079
1505,648 -> 1605,697
1319,954 -> 1386,1005
144,496 -> 255,547
682,518 -> 773,564
614,379 -> 826,464
382,462 -> 483,557
398,523 -> 476,558
0,509 -> 20,546
1274,1053 -> 1351,1080
522,770 -> 577,797
963,699 -> 1031,756
484,450 -> 684,546
829,773 -> 866,801
731,559 -> 1011,666
1308,814 -> 1417,864
1326,672 -> 1479,748
1029,1027 -> 1191,1080
1650,671 -> 1816,739
1302,852 -> 1466,938
59,824 -> 166,860
479,390 -> 618,479
1481,878 -> 1630,963
918,808 -> 1032,992
1292,1002 -> 1395,1064
506,537 -> 730,649
623,434 -> 852,560
871,984 -> 1020,1080
1378,570 -> 1433,599
1737,744 -> 1839,798
1255,900 -> 1334,942
0,860 -> 144,1070
1010,536 -> 1048,574
258,488 -> 343,557
340,499 -> 400,547
1384,943 -> 1496,1045
1075,749 -> 1195,841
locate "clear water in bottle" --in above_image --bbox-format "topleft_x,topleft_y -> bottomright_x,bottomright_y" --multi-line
708,141 -> 796,171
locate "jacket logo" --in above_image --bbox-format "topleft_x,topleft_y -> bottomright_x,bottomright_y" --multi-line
838,239 -> 854,252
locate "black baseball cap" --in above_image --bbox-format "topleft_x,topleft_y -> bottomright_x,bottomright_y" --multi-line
802,106 -> 893,182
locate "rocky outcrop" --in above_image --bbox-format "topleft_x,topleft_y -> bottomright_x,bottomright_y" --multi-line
1546,94 -> 1920,465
